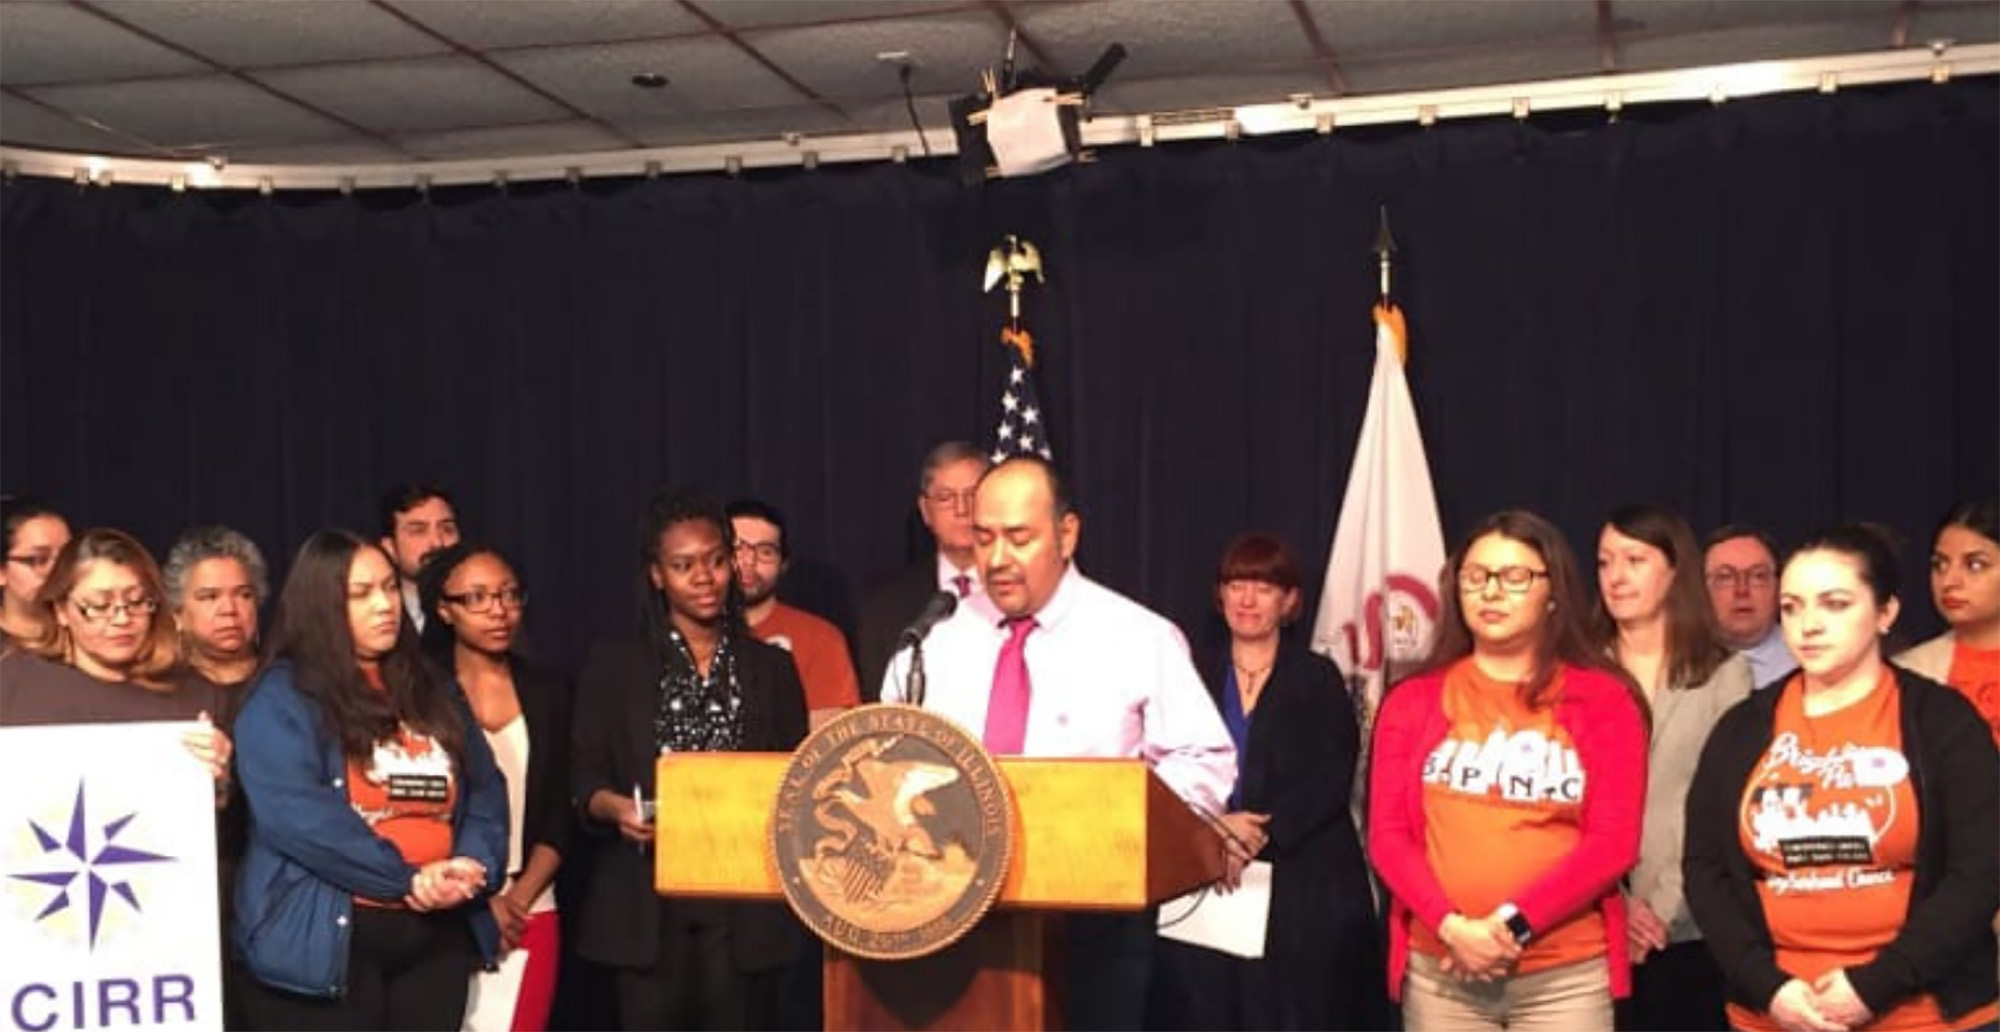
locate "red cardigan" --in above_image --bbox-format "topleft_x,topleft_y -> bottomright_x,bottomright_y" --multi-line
1366,660 -> 1647,1000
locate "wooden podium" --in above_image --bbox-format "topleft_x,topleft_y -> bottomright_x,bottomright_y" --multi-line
655,753 -> 1226,1031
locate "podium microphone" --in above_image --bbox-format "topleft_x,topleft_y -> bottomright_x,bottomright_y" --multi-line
900,591 -> 957,708
898,591 -> 958,646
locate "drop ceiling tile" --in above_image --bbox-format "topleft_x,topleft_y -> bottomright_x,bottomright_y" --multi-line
1093,69 -> 1330,114
1012,0 -> 1314,79
497,37 -> 807,117
1343,42 -> 1602,93
0,1 -> 210,85
1621,20 -> 1899,72
701,2 -> 972,30
1904,4 -> 2000,47
394,119 -> 631,161
23,75 -> 357,153
390,0 -> 706,48
255,57 -> 570,133
627,103 -> 856,147
744,14 -> 1008,101
1307,0 -> 1597,56
0,94 -> 149,154
89,0 -> 445,67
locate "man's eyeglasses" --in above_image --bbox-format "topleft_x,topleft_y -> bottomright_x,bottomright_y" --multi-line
6,552 -> 58,572
924,488 -> 977,512
734,542 -> 783,565
1458,565 -> 1550,594
1706,566 -> 1775,591
442,588 -> 528,613
71,597 -> 159,624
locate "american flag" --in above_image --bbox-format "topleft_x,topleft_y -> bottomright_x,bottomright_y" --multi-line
990,331 -> 1052,462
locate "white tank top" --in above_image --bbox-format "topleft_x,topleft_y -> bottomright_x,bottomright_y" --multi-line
484,714 -> 556,913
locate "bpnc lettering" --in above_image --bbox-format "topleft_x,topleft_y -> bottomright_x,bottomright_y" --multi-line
8,974 -> 197,1032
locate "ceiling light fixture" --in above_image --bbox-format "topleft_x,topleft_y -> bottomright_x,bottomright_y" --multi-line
631,72 -> 669,89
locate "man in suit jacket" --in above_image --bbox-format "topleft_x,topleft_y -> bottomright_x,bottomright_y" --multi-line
854,441 -> 998,699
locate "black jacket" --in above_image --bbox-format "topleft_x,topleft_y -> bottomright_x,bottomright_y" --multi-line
1192,643 -> 1385,1028
1682,664 -> 1998,1019
854,563 -> 935,703
509,657 -> 575,876
568,632 -> 809,973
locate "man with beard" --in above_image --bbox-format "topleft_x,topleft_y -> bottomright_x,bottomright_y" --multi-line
728,498 -> 860,730
377,482 -> 461,633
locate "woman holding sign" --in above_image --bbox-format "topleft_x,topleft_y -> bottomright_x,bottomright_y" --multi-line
232,530 -> 508,1030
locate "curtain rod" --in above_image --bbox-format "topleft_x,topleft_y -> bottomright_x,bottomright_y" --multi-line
2,43 -> 1993,194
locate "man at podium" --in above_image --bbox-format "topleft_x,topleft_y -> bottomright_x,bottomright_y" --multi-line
881,455 -> 1237,1030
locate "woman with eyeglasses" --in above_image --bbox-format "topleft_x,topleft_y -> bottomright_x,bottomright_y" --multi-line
1,494 -> 73,648
231,530 -> 508,1030
1898,500 -> 2000,744
163,525 -> 270,695
1592,505 -> 1754,1031
0,529 -> 229,779
417,542 -> 571,1032
1369,509 -> 1648,1031
1684,524 -> 1997,1032
571,491 -> 808,1031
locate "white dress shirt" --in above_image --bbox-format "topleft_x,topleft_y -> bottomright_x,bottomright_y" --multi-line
883,564 -> 1237,814
1740,624 -> 1796,689
936,553 -> 1002,627
402,580 -> 426,634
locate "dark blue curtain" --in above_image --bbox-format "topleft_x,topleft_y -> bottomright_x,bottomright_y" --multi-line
4,80 -> 1994,667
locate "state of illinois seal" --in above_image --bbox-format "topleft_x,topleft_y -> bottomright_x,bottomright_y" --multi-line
771,704 -> 1013,960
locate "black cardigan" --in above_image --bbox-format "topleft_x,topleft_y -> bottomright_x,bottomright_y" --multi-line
507,656 -> 575,874
1682,664 -> 1999,1019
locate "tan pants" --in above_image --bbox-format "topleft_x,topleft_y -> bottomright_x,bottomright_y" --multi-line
1403,953 -> 1614,1032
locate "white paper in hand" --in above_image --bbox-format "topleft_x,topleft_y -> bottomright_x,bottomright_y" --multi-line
461,948 -> 529,1032
1155,861 -> 1272,959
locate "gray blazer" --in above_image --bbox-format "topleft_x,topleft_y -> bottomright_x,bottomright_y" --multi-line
1631,652 -> 1755,944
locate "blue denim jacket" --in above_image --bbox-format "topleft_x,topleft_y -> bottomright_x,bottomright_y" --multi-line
231,661 -> 508,998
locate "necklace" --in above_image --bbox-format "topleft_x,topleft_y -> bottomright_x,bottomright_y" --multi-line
1233,660 -> 1272,707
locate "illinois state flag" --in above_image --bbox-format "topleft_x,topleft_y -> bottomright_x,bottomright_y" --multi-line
1310,303 -> 1446,738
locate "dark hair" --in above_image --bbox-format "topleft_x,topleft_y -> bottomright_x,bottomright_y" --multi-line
376,482 -> 455,539
637,491 -> 744,663
725,498 -> 790,560
27,528 -> 181,688
1418,509 -> 1631,712
1703,523 -> 1781,562
1936,499 -> 2000,549
261,530 -> 465,767
1216,533 -> 1304,592
1594,504 -> 1733,689
415,541 -> 512,660
2,494 -> 65,552
980,455 -> 1077,521
917,441 -> 990,496
1786,523 -> 1903,608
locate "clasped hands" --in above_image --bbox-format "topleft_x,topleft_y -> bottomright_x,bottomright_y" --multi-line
1767,970 -> 1872,1032
1214,811 -> 1269,894
405,857 -> 488,912
1437,910 -> 1522,982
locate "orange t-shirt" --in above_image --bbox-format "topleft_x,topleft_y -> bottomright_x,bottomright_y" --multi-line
1944,642 -> 2000,746
750,602 -> 861,712
1409,662 -> 1607,975
347,667 -> 456,905
1731,670 -> 1998,1032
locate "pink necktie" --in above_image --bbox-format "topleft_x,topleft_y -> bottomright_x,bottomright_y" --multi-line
984,617 -> 1036,755
952,573 -> 972,598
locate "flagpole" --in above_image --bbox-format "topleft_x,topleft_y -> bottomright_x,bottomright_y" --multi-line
1374,206 -> 1396,304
